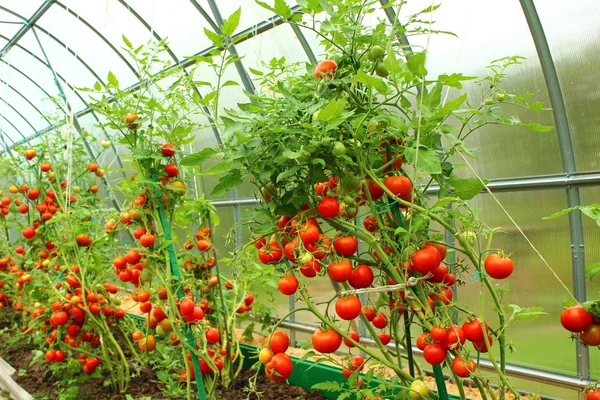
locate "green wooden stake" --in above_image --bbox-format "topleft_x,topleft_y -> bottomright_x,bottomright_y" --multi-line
433,364 -> 450,400
152,173 -> 207,400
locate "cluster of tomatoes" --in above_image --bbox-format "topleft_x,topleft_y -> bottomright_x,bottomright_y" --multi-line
560,305 -> 600,346
258,331 -> 293,382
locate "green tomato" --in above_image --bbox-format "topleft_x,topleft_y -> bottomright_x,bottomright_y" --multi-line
332,141 -> 346,156
484,97 -> 493,106
409,380 -> 429,399
496,92 -> 506,102
345,206 -> 357,217
342,175 -> 362,192
156,324 -> 166,337
370,45 -> 385,60
100,139 -> 111,149
459,230 -> 477,246
312,110 -> 320,122
141,269 -> 153,282
298,252 -> 313,264
375,62 -> 389,78
343,195 -> 355,206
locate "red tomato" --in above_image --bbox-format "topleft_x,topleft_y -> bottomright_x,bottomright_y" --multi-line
362,306 -> 376,321
580,324 -> 600,346
473,337 -> 493,353
462,319 -> 490,342
206,327 -> 220,344
423,344 -> 447,365
328,260 -> 352,282
22,227 -> 35,239
335,296 -> 362,320
425,242 -> 447,259
372,313 -> 388,329
378,333 -> 391,345
268,331 -> 289,354
265,353 -> 293,381
165,163 -> 179,177
180,299 -> 195,316
344,332 -> 360,347
45,350 -> 56,362
484,254 -> 514,279
318,197 -> 339,219
278,275 -> 299,295
561,305 -> 593,332
139,234 -> 155,248
383,176 -> 412,198
588,390 -> 600,400
452,356 -> 476,377
442,325 -> 466,350
411,246 -> 441,274
299,223 -> 320,245
314,60 -> 337,79
125,250 -> 141,265
333,235 -> 358,256
161,143 -> 175,156
299,259 -> 321,278
443,273 -> 456,286
363,215 -> 378,232
430,326 -> 447,342
311,329 -> 342,353
416,333 -> 432,350
349,265 -> 374,289
258,244 -> 283,264
427,265 -> 448,283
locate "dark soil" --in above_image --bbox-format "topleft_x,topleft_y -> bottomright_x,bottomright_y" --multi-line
0,320 -> 325,399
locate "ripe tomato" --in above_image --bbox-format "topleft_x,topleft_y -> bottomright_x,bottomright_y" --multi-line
45,350 -> 56,362
588,390 -> 600,400
299,223 -> 320,245
22,227 -> 35,239
362,306 -> 376,321
328,260 -> 352,282
180,299 -> 195,316
311,328 -> 342,353
125,113 -> 139,129
314,60 -> 337,79
25,149 -> 37,160
139,335 -> 156,352
258,244 -> 283,264
462,319 -> 490,342
425,242 -> 447,259
442,325 -> 466,350
125,250 -> 141,265
452,356 -> 476,377
411,246 -> 441,274
366,180 -> 385,201
427,265 -> 448,283
484,254 -> 514,279
372,313 -> 388,329
443,273 -> 456,286
318,197 -> 339,219
333,235 -> 358,256
383,176 -> 412,198
299,259 -> 321,278
259,348 -> 273,364
161,143 -> 175,156
335,296 -> 361,320
139,233 -> 155,248
76,234 -> 91,246
206,327 -> 220,344
344,331 -> 360,347
430,326 -> 447,342
278,275 -> 299,295
54,350 -> 65,362
268,331 -> 289,354
561,305 -> 593,332
580,324 -> 600,346
363,215 -> 378,232
165,163 -> 179,177
416,333 -> 432,350
349,265 -> 374,289
423,343 -> 447,365
378,333 -> 391,345
265,353 -> 293,381
473,337 -> 493,353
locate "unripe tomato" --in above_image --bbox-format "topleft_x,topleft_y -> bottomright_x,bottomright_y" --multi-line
408,380 -> 429,399
259,348 -> 273,364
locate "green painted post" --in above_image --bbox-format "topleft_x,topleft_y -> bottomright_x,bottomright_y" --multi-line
152,173 -> 207,400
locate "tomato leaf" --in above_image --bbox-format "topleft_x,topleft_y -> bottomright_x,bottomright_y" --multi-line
210,169 -> 243,196
276,166 -> 300,182
506,304 -> 546,320
542,206 -> 581,220
407,52 -> 427,77
180,148 -> 220,166
122,35 -> 132,49
282,149 -> 303,159
311,381 -> 344,392
204,28 -> 223,47
448,174 -> 487,200
437,73 -> 476,89
354,70 -> 388,94
222,8 -> 241,36
199,161 -> 233,176
316,97 -> 347,121
585,263 -> 600,279
440,93 -> 467,115
521,123 -> 554,132
274,0 -> 292,18
295,350 -> 317,364
403,147 -> 441,174
107,72 -> 119,87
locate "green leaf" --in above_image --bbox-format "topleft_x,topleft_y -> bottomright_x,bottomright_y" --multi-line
438,73 -> 476,89
93,81 -> 102,91
122,35 -> 132,49
581,205 -> 600,226
276,166 -> 300,182
440,94 -> 467,116
585,263 -> 600,279
255,0 -> 276,13
507,304 -> 546,320
407,52 -> 427,77
528,101 -> 546,111
403,147 -> 441,174
211,169 -> 244,196
107,72 -> 118,87
542,206 -> 581,221
282,149 -> 302,159
180,148 -> 220,166
434,197 -> 460,207
274,0 -> 292,18
200,161 -> 233,176
222,80 -> 239,87
248,68 -> 264,76
222,8 -> 241,36
311,381 -> 344,392
354,70 -> 388,94
522,123 -> 554,132
448,174 -> 487,200
316,97 -> 347,121
204,27 -> 223,47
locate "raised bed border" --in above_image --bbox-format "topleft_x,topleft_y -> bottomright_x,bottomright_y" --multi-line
0,356 -> 32,400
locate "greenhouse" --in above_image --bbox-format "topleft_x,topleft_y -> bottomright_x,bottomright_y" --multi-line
0,0 -> 596,399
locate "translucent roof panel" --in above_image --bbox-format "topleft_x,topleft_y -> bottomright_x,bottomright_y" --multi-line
401,0 -> 561,180
535,0 -> 600,172
203,0 -> 298,34
0,9 -> 23,38
0,1 -> 46,19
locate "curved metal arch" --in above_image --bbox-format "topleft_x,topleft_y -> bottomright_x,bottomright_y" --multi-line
0,113 -> 26,140
0,77 -> 52,125
0,95 -> 37,132
53,1 -> 139,78
0,6 -> 106,86
0,127 -> 16,145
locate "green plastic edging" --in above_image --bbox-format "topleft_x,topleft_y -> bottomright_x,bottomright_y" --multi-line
239,343 -> 463,400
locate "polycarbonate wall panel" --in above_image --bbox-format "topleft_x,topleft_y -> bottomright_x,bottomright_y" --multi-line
535,0 -> 600,172
400,0 -> 561,180
203,0 -> 298,34
459,189 -> 574,376
581,187 -> 600,378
